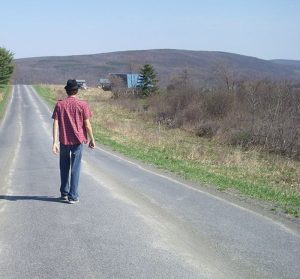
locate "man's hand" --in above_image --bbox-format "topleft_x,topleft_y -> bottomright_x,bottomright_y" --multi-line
52,120 -> 59,154
85,119 -> 96,149
52,143 -> 60,154
88,139 -> 95,149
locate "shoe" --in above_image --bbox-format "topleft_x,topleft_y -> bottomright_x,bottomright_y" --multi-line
68,199 -> 79,204
60,195 -> 68,201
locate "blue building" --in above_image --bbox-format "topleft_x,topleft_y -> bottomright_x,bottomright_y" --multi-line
108,73 -> 140,88
126,74 -> 139,88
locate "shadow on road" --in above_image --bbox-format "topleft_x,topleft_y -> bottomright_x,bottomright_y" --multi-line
0,195 -> 67,203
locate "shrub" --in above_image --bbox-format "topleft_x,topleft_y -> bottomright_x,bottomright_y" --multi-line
228,130 -> 253,147
109,78 -> 300,159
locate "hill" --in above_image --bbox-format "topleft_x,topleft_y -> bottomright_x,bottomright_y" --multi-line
12,49 -> 300,87
271,59 -> 300,67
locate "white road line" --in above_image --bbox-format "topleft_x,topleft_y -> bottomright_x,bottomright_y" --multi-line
94,145 -> 300,237
6,86 -> 23,195
24,85 -> 51,137
29,85 -> 52,114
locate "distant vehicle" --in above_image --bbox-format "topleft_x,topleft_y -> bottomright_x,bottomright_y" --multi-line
76,79 -> 87,90
98,78 -> 111,91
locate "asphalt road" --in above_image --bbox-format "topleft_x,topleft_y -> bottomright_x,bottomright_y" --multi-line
0,85 -> 299,279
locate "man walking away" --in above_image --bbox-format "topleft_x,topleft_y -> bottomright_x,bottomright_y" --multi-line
52,79 -> 95,204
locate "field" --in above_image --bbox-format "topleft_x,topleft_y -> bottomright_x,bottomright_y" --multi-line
34,85 -> 300,218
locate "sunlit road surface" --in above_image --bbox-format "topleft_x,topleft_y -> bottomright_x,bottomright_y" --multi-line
0,85 -> 299,279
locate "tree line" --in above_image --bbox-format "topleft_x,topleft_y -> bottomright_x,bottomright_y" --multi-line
0,47 -> 14,87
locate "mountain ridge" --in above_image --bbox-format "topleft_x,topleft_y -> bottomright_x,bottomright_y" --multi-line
13,49 -> 300,87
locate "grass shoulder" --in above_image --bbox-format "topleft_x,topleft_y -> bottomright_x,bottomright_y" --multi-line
0,85 -> 12,121
34,85 -> 58,107
34,85 -> 300,218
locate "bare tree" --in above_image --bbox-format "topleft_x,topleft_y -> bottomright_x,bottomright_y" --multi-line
167,69 -> 191,91
109,75 -> 126,98
211,61 -> 238,93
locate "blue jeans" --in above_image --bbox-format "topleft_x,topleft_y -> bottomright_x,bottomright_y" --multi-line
60,143 -> 83,200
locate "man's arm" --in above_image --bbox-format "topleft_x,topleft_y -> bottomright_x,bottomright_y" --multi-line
84,118 -> 95,149
52,119 -> 59,154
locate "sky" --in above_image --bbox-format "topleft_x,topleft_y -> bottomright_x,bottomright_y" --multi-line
1,0 -> 299,60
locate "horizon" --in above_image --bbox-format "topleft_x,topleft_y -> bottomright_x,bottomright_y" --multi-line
13,48 -> 300,62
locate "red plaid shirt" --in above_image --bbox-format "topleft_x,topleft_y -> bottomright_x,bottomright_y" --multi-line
52,96 -> 92,145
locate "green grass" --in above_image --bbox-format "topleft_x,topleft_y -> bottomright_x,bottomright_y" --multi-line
93,125 -> 300,217
34,85 -> 57,107
0,85 -> 12,121
34,85 -> 300,218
